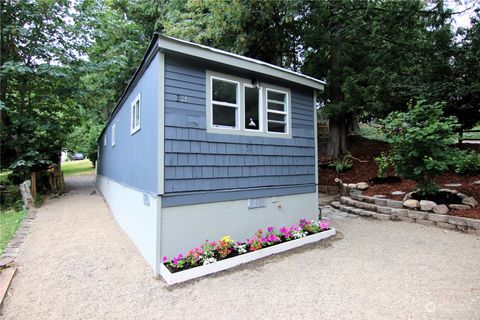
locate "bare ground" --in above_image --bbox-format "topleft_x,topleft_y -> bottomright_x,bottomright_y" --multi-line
1,175 -> 479,319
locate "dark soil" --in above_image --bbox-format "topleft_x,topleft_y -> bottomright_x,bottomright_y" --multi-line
319,136 -> 480,220
369,176 -> 402,185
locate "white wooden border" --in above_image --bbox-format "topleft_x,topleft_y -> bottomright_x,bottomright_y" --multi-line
160,228 -> 336,285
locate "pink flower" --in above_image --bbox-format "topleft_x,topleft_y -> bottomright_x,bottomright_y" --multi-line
267,226 -> 275,233
162,256 -> 168,262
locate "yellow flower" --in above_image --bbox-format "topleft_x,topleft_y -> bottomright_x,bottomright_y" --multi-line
220,235 -> 234,245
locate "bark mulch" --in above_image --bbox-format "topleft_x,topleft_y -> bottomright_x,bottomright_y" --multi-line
318,137 -> 480,220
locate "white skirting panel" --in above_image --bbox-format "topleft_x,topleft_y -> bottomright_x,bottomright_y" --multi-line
96,175 -> 160,273
160,192 -> 319,259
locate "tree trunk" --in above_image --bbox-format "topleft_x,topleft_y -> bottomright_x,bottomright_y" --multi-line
326,3 -> 348,158
327,115 -> 348,159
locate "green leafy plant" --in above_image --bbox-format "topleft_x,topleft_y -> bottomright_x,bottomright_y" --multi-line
452,149 -> 480,175
329,155 -> 353,173
374,152 -> 390,178
383,101 -> 458,196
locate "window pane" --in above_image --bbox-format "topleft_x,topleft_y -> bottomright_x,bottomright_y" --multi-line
267,112 -> 285,122
267,101 -> 285,111
268,122 -> 286,133
267,91 -> 286,102
135,102 -> 140,127
132,106 -> 135,130
213,104 -> 237,127
245,87 -> 259,130
212,79 -> 237,104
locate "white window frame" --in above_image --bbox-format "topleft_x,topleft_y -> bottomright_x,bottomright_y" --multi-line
209,75 -> 240,130
104,135 -> 107,146
131,93 -> 141,134
111,124 -> 116,147
265,88 -> 289,135
206,70 -> 291,138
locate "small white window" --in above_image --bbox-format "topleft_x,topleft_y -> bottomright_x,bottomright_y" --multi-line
111,124 -> 116,147
266,89 -> 288,134
104,135 -> 107,146
131,94 -> 141,134
211,77 -> 239,129
244,84 -> 261,131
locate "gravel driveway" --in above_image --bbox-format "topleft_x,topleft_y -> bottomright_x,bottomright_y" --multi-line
1,175 -> 479,319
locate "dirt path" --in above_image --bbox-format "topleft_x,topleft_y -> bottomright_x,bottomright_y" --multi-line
1,175 -> 479,319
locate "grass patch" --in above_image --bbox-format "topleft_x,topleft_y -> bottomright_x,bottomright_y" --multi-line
61,159 -> 94,177
0,170 -> 11,184
359,123 -> 386,141
0,209 -> 26,254
462,125 -> 480,140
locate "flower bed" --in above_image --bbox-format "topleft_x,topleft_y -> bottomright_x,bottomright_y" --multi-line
160,219 -> 335,285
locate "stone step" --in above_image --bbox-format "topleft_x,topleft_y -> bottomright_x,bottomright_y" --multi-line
331,201 -> 391,220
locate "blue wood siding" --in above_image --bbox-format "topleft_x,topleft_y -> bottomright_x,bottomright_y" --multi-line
97,53 -> 159,194
163,56 -> 316,197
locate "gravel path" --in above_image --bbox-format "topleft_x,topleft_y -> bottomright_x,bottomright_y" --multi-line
1,175 -> 479,319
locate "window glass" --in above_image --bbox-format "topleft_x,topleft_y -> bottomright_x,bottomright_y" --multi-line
135,101 -> 140,127
212,79 -> 237,104
268,122 -> 286,133
213,104 -> 236,127
245,86 -> 260,130
267,112 -> 285,122
267,91 -> 286,102
267,101 -> 285,111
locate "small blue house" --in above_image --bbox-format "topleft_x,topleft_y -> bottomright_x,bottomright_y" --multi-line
96,34 -> 325,275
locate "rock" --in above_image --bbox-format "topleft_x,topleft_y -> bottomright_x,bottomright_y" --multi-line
403,199 -> 419,209
438,188 -> 457,194
348,183 -> 357,189
420,200 -> 436,211
386,199 -> 404,208
456,193 -> 467,199
474,180 -> 480,185
373,195 -> 387,198
462,197 -> 478,208
444,183 -> 462,187
391,191 -> 406,196
356,182 -> 369,190
448,204 -> 471,210
432,204 -> 449,214
448,217 -> 467,226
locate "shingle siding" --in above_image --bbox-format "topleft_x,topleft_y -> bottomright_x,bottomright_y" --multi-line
164,55 -> 316,196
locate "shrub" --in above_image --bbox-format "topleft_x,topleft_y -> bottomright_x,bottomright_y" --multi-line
329,155 -> 353,173
452,149 -> 480,175
373,152 -> 390,178
383,101 -> 458,195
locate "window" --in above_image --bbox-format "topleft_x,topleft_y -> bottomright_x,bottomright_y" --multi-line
104,135 -> 107,146
244,85 -> 260,131
111,124 -> 116,147
211,78 -> 239,128
131,94 -> 141,134
207,71 -> 291,137
266,89 -> 288,133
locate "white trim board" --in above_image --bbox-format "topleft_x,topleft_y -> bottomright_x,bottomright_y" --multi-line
160,228 -> 336,285
157,35 -> 325,91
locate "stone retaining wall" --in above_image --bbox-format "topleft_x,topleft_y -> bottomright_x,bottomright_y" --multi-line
331,195 -> 480,234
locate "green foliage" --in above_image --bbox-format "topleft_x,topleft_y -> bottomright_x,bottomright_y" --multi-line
0,209 -> 27,254
329,155 -> 353,173
67,123 -> 103,165
374,153 -> 390,178
451,149 -> 480,175
383,101 -> 458,195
